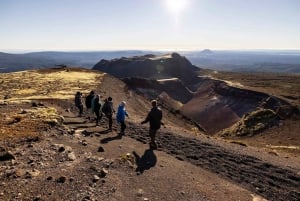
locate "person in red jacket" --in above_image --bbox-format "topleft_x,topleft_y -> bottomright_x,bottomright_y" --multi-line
141,100 -> 163,149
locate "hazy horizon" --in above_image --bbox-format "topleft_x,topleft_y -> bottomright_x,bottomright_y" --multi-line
2,48 -> 300,54
1,0 -> 300,51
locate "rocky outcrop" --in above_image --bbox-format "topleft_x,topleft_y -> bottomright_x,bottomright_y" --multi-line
93,52 -> 200,84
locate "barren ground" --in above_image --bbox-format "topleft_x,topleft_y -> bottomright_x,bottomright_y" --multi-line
0,68 -> 299,201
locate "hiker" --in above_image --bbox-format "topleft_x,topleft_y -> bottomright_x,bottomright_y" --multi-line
141,100 -> 163,149
74,91 -> 83,117
85,90 -> 95,120
92,94 -> 103,126
116,101 -> 129,135
102,97 -> 115,131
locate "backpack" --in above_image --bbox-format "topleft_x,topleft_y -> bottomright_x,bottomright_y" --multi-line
102,102 -> 110,114
94,98 -> 101,111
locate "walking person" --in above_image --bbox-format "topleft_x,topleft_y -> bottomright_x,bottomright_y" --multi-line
85,90 -> 95,120
141,100 -> 163,149
102,97 -> 115,131
116,101 -> 129,135
92,94 -> 103,126
74,91 -> 83,117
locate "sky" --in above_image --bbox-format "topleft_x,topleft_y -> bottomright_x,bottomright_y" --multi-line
1,0 -> 300,52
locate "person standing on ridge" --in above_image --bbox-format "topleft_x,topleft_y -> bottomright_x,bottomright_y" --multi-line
85,90 -> 95,120
102,97 -> 115,131
116,101 -> 129,135
141,100 -> 163,149
74,91 -> 83,117
92,94 -> 103,126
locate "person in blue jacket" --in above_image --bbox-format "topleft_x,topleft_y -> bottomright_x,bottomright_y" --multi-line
116,101 -> 129,135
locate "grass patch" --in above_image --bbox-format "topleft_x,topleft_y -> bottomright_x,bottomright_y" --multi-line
0,105 -> 64,141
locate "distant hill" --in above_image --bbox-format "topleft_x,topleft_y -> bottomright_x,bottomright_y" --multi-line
0,52 -> 56,72
184,50 -> 300,73
1,50 -> 300,73
0,50 -> 160,73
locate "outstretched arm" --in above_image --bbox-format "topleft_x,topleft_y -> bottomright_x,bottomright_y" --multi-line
141,112 -> 150,124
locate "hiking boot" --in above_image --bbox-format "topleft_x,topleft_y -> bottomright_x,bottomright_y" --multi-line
149,142 -> 157,150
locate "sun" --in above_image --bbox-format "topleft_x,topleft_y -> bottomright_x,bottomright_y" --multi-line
165,0 -> 189,15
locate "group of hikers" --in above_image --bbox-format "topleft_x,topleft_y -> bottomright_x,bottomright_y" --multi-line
74,91 -> 163,149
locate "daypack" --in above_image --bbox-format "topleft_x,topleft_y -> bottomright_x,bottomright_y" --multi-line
102,101 -> 110,114
94,98 -> 101,111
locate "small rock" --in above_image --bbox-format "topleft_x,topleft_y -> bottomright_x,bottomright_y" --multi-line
58,146 -> 65,152
67,152 -> 76,161
33,196 -> 43,201
92,175 -> 100,183
46,176 -> 53,181
65,146 -> 73,152
15,169 -> 26,177
69,129 -> 75,135
137,189 -> 144,197
26,169 -> 40,178
97,146 -> 104,152
82,140 -> 88,146
0,151 -> 16,161
56,176 -> 67,183
100,168 -> 108,178
143,198 -> 149,201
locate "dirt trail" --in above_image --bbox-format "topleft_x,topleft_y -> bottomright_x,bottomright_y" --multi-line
125,124 -> 300,201
61,107 -> 300,201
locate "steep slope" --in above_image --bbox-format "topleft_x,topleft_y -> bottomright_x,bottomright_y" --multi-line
181,78 -> 291,134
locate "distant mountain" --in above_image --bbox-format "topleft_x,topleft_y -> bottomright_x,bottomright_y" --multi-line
183,50 -> 300,73
200,49 -> 213,54
0,50 -> 161,73
0,52 -> 56,72
1,50 -> 300,73
93,52 -> 200,84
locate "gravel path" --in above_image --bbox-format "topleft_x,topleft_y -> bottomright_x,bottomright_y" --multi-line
119,123 -> 300,201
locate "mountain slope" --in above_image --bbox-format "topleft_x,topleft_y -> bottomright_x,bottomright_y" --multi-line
0,68 -> 299,201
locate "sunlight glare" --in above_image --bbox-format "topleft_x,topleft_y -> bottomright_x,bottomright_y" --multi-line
165,0 -> 189,14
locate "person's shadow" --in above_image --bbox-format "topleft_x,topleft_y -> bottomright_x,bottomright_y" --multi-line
133,149 -> 157,174
100,133 -> 122,144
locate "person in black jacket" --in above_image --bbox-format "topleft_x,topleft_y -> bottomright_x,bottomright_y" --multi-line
141,100 -> 163,149
93,94 -> 103,126
102,97 -> 115,131
85,91 -> 95,120
74,91 -> 83,117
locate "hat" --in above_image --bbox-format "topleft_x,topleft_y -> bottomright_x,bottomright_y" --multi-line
120,101 -> 126,106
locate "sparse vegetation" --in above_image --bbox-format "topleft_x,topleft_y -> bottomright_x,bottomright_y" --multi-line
219,109 -> 277,137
